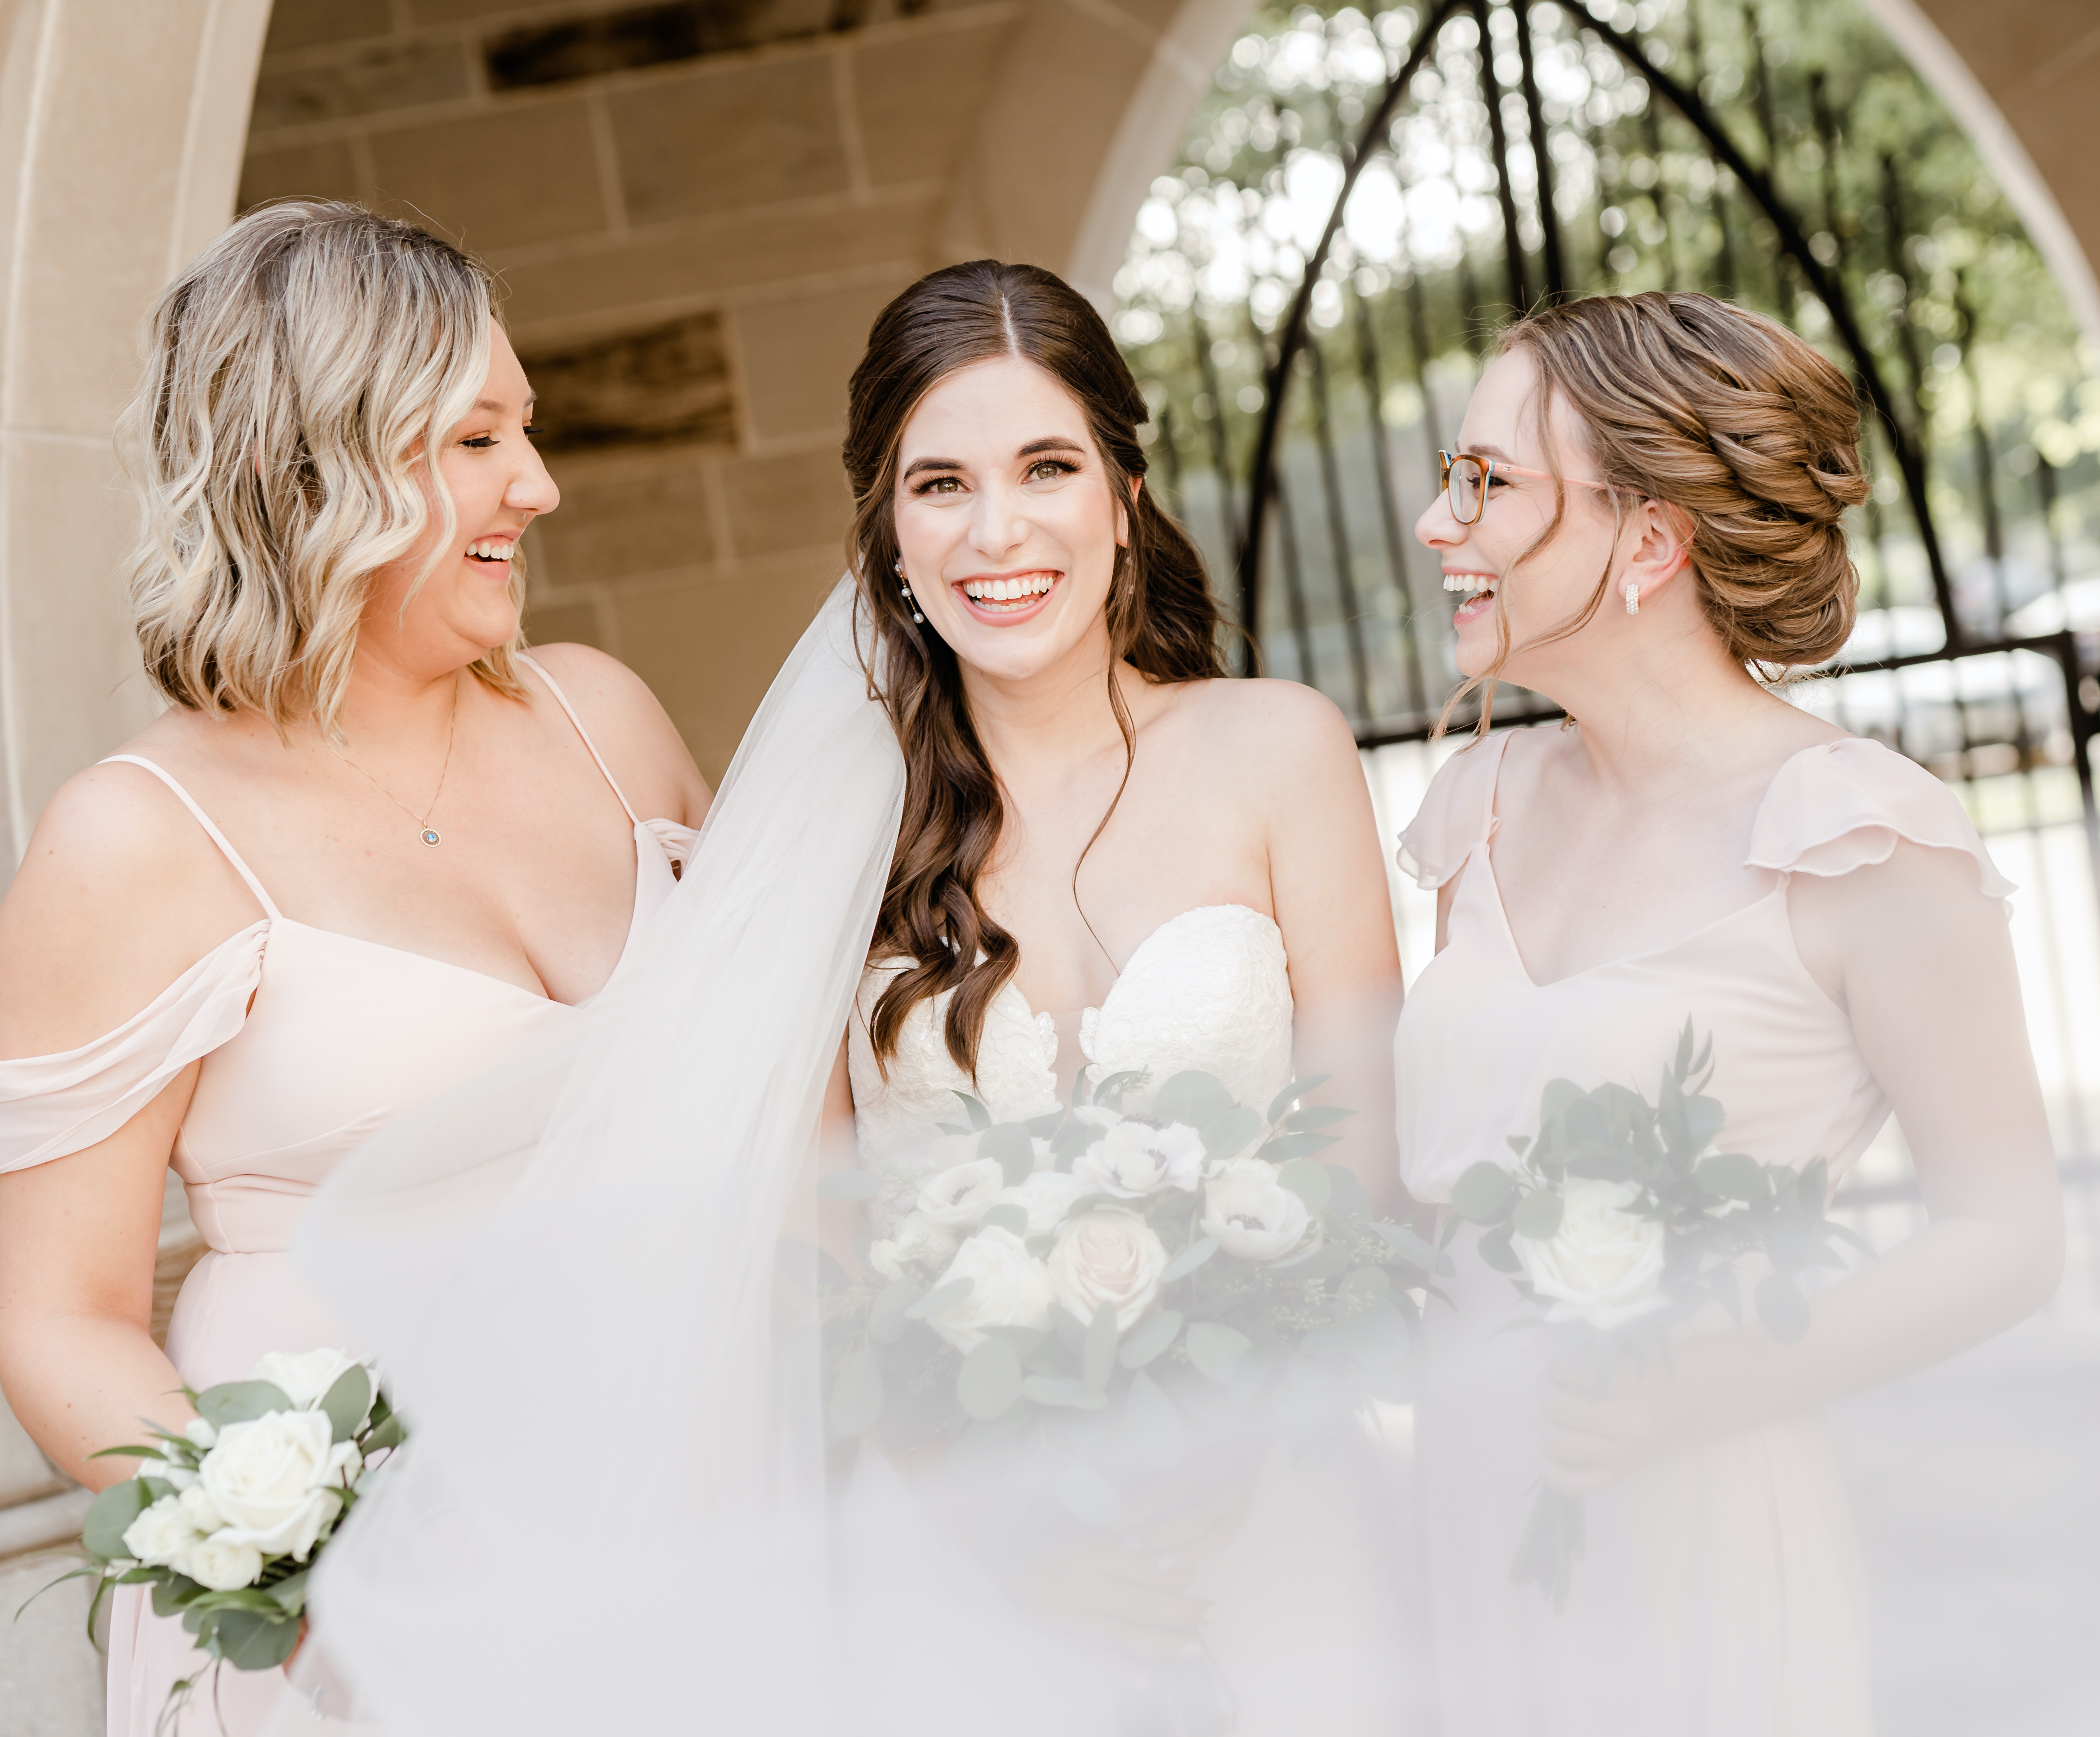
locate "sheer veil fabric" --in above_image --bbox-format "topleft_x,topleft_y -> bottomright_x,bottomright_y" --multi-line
291,581 -> 908,1734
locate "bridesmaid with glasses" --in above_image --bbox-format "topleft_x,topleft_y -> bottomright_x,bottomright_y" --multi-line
1395,292 -> 2061,1736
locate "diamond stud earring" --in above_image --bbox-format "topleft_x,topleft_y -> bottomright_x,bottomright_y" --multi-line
1623,579 -> 1640,616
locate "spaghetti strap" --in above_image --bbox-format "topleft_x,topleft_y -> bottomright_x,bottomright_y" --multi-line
98,755 -> 284,920
518,652 -> 640,826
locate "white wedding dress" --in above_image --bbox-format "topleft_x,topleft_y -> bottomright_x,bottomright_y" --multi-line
845,906 -> 1415,1735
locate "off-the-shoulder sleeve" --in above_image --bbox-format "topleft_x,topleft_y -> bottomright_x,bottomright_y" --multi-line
1396,734 -> 1509,890
0,920 -> 268,1174
1746,739 -> 2014,908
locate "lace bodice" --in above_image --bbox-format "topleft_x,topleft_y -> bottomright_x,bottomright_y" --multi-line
846,904 -> 1295,1233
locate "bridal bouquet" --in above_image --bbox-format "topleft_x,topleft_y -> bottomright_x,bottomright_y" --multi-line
1448,1020 -> 1869,1610
37,1349 -> 403,1711
819,1067 -> 1442,1501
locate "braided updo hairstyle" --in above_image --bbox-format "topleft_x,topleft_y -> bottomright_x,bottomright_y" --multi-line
1466,291 -> 1867,717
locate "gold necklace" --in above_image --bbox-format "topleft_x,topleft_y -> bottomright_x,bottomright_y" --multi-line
334,679 -> 460,848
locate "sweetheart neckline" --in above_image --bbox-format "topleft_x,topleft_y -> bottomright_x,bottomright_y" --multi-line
995,901 -> 1283,1031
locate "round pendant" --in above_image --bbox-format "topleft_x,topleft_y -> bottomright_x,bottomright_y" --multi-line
420,828 -> 442,847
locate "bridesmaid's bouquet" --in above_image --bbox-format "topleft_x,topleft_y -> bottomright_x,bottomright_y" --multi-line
1448,1020 -> 1869,1610
819,1066 -> 1441,1491
36,1349 -> 403,1716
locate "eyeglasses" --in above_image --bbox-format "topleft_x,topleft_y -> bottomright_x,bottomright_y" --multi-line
1437,450 -> 1634,525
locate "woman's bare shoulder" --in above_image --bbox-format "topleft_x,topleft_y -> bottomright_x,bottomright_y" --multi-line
1167,675 -> 1360,767
0,749 -> 264,1051
522,643 -> 712,826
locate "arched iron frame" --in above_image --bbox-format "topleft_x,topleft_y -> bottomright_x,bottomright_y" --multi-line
1229,0 -> 2099,858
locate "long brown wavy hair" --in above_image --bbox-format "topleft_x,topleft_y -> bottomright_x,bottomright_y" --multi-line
844,261 -> 1224,1076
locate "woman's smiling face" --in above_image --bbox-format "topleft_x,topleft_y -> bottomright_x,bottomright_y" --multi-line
1414,347 -> 1631,684
891,354 -> 1129,686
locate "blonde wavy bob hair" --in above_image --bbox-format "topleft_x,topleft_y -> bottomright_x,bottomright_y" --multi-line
124,199 -> 525,734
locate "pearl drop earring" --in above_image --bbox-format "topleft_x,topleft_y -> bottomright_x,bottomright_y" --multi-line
1623,579 -> 1640,616
894,554 -> 923,623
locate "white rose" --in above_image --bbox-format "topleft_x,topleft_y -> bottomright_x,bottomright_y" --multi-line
1200,1159 -> 1317,1262
915,1159 -> 1007,1231
1513,1179 -> 1668,1329
183,1418 -> 217,1450
121,1494 -> 203,1568
923,1227 -> 1055,1352
249,1348 -> 371,1415
998,1170 -> 1091,1237
867,1212 -> 959,1282
171,1537 -> 265,1592
1072,1120 -> 1206,1199
1046,1211 -> 1169,1332
177,1483 -> 224,1534
197,1411 -> 358,1559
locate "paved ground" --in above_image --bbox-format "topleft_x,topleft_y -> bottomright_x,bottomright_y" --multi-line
1829,1295 -> 2100,1737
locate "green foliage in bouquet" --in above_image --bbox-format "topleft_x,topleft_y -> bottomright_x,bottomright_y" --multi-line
1447,1020 -> 1873,1610
813,1067 -> 1445,1515
22,1360 -> 404,1715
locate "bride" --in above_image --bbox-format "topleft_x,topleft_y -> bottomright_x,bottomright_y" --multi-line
293,261 -> 1410,1734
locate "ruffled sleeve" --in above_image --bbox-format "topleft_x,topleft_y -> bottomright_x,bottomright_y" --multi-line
1396,734 -> 1510,890
0,920 -> 268,1174
1746,738 -> 2014,910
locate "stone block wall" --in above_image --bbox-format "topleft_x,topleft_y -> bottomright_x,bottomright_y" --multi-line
238,0 -> 1034,779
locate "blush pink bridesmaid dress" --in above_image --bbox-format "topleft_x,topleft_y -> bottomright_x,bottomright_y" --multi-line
1393,730 -> 2014,1737
0,658 -> 695,1737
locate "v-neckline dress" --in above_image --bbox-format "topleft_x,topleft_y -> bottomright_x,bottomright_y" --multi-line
0,655 -> 698,1737
1391,728 -> 2014,1737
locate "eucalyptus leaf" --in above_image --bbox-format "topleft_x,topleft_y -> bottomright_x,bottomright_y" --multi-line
1092,1069 -> 1147,1111
826,1345 -> 886,1437
195,1381 -> 294,1430
362,1414 -> 406,1454
870,1279 -> 926,1343
903,1278 -> 974,1322
1694,1152 -> 1768,1204
1285,1104 -> 1355,1132
1185,1321 -> 1252,1384
1026,1108 -> 1068,1138
1683,1094 -> 1727,1155
1276,1156 -> 1332,1214
321,1366 -> 372,1445
1152,1070 -> 1232,1130
152,1574 -> 204,1620
1257,1131 -> 1340,1162
1267,1075 -> 1331,1123
1050,1119 -> 1097,1164
815,1169 -> 881,1202
1321,1162 -> 1372,1222
1198,1105 -> 1263,1163
1538,1079 -> 1585,1126
1055,1465 -> 1124,1528
267,1572 -> 309,1616
1674,1018 -> 1694,1079
1117,1309 -> 1182,1369
214,1607 -> 300,1672
1159,1236 -> 1219,1284
953,1091 -> 993,1131
1450,1161 -> 1518,1226
82,1480 -> 152,1561
1477,1221 -> 1522,1274
1083,1301 -> 1119,1392
1511,1189 -> 1564,1242
978,1122 -> 1036,1184
1657,1068 -> 1692,1159
956,1337 -> 1024,1421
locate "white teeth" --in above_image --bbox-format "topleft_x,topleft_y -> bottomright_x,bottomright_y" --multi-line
963,574 -> 1054,604
468,540 -> 516,561
1443,573 -> 1493,594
